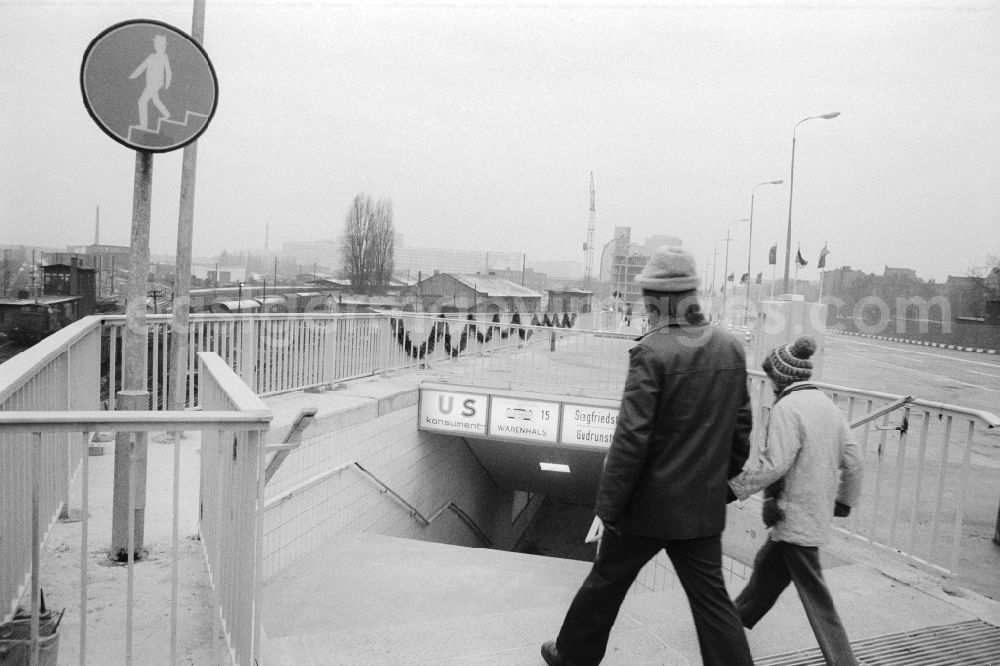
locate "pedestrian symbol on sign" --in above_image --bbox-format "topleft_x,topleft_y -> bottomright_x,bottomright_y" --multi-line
129,34 -> 172,130
81,19 -> 217,153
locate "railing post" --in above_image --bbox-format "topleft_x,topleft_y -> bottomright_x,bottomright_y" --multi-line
994,500 -> 1000,547
30,432 -> 41,666
240,318 -> 257,392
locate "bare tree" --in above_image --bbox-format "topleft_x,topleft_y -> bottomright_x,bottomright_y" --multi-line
342,193 -> 395,295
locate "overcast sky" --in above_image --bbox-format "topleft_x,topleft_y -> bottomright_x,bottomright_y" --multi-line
2,0 -> 998,283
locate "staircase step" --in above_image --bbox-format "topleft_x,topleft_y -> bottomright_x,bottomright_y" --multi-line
263,600 -> 692,665
263,531 -> 593,637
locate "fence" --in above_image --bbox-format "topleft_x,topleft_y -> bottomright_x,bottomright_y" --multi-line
745,371 -> 999,575
197,352 -> 272,665
100,311 -> 612,409
3,310 -> 996,662
0,318 -> 99,625
99,309 -> 999,574
0,325 -> 272,665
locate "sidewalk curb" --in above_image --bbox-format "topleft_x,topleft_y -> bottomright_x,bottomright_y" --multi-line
829,329 -> 999,355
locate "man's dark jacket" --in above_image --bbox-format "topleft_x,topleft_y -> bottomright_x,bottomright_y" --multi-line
595,321 -> 752,539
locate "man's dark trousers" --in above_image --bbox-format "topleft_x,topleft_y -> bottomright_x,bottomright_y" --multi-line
555,530 -> 753,666
735,538 -> 857,665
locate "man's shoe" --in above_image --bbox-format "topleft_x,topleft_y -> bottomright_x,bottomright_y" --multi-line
541,640 -> 572,666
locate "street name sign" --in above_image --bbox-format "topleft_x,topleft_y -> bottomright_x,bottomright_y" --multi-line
560,404 -> 619,447
81,19 -> 218,152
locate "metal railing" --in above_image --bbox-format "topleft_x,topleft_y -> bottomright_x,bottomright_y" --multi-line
3,310 -> 997,663
1,318 -> 100,626
70,314 -> 1000,576
1,341 -> 272,665
99,311 -> 614,409
746,370 -> 999,575
197,352 -> 273,665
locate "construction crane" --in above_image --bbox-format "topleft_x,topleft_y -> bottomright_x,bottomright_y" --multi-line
583,172 -> 596,284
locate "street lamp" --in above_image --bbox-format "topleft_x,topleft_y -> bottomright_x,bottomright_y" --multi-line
782,111 -> 840,294
599,232 -> 626,282
744,179 -> 784,323
722,218 -> 749,324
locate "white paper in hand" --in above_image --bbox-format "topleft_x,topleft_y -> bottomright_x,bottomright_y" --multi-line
584,516 -> 604,543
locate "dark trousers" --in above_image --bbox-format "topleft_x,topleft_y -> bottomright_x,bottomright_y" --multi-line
735,538 -> 857,666
556,531 -> 753,666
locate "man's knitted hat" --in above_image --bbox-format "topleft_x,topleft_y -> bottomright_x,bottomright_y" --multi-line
634,245 -> 700,293
762,336 -> 816,390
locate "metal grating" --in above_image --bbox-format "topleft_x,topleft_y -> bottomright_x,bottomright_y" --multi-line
757,620 -> 1000,665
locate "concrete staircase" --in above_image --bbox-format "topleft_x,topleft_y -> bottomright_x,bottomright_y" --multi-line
261,531 -> 695,664
261,531 -> 1000,665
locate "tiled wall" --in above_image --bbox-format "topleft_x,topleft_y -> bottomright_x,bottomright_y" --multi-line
261,385 -> 544,582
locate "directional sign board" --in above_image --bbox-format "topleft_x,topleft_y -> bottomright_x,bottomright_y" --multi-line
419,389 -> 489,436
488,396 -> 560,443
81,20 -> 218,152
560,404 -> 619,447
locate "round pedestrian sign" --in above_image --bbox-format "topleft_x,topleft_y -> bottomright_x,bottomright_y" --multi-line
81,19 -> 218,153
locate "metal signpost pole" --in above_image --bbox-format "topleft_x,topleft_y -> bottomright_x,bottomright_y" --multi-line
111,150 -> 153,560
82,17 -> 218,561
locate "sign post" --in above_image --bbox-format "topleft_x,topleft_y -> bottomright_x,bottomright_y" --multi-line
81,19 -> 217,560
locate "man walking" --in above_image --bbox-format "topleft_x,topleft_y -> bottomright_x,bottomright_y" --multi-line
542,245 -> 754,666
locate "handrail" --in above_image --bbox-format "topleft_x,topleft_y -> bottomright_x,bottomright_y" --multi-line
263,408 -> 317,485
747,369 -> 1000,428
262,460 -> 494,547
353,462 -> 494,547
0,411 -> 272,433
849,396 -> 915,429
0,316 -> 103,406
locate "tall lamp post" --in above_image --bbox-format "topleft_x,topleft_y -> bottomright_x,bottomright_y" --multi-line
782,111 -> 840,294
599,232 -> 626,305
721,218 -> 749,324
744,179 -> 784,324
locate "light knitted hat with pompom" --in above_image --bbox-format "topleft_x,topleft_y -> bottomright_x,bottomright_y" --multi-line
762,336 -> 816,391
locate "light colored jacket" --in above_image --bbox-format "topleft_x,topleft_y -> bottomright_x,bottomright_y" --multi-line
728,382 -> 863,547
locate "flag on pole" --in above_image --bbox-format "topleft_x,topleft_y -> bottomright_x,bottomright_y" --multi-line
768,244 -> 777,265
727,273 -> 735,282
740,273 -> 749,284
755,272 -> 762,284
817,243 -> 830,269
795,246 -> 808,267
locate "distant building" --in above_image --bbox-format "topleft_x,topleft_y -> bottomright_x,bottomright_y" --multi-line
883,266 -> 918,280
61,245 -> 131,297
192,262 -> 248,286
281,239 -> 344,275
545,287 -> 594,313
398,273 -> 542,314
42,259 -> 97,316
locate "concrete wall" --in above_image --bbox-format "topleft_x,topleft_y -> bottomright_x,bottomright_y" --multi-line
260,377 -> 544,582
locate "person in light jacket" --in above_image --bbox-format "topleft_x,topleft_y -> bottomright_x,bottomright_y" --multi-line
729,336 -> 864,665
542,246 -> 753,666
